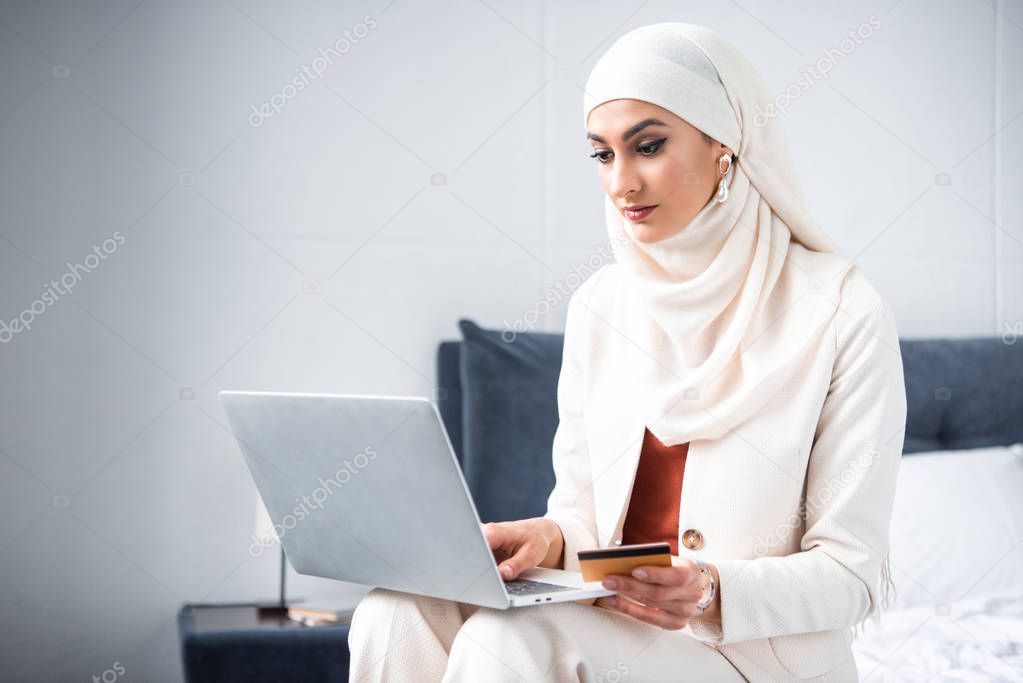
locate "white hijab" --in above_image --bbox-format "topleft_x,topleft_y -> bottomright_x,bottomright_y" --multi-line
583,22 -> 855,446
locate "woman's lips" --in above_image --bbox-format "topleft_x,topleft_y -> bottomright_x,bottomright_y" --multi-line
623,205 -> 657,221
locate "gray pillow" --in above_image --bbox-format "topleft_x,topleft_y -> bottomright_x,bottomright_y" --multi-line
457,319 -> 564,522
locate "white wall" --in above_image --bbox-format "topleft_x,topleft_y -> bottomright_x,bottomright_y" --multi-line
0,1 -> 1018,680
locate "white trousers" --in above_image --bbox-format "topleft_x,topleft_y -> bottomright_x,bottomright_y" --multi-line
347,588 -> 748,682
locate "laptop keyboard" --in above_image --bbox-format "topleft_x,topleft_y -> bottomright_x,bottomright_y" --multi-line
503,579 -> 576,596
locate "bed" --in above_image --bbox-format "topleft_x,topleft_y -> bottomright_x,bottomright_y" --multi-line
851,443 -> 1023,681
846,336 -> 1023,681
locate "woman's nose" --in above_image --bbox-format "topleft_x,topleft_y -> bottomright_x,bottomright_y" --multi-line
608,160 -> 641,199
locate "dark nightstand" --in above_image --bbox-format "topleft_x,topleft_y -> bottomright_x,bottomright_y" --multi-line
177,602 -> 354,683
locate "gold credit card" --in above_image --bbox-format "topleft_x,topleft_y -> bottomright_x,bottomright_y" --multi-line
577,542 -> 672,582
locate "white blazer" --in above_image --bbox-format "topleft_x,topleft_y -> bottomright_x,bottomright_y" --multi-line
543,261 -> 907,683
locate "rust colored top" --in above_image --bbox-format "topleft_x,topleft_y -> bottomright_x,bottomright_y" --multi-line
621,427 -> 689,555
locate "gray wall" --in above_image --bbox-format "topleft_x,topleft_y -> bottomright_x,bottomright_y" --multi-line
0,0 -> 1019,680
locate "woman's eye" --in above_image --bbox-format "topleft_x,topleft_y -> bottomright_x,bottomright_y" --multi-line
639,138 -> 665,155
589,139 -> 665,164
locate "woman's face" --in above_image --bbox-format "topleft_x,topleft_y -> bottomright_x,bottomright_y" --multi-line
586,99 -> 734,243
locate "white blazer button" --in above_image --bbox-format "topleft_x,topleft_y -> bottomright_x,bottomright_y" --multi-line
613,538 -> 622,545
682,528 -> 704,550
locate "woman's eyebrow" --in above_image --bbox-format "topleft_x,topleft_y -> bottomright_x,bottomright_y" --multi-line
586,118 -> 668,143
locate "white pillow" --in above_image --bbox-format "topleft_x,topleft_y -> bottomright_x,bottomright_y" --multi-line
888,443 -> 1023,609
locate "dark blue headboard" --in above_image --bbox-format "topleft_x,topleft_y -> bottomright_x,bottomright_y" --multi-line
437,340 -> 465,465
896,337 -> 1023,452
437,335 -> 1023,460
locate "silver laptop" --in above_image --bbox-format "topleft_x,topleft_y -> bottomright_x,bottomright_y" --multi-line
218,390 -> 614,609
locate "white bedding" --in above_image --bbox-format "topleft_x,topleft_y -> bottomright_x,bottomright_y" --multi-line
850,444 -> 1023,681
852,588 -> 1023,681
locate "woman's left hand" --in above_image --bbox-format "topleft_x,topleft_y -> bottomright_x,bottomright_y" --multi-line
596,560 -> 709,630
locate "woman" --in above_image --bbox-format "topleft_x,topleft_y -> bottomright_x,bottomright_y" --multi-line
348,22 -> 906,683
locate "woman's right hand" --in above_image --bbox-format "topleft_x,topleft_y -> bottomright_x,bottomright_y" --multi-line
481,517 -> 564,580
